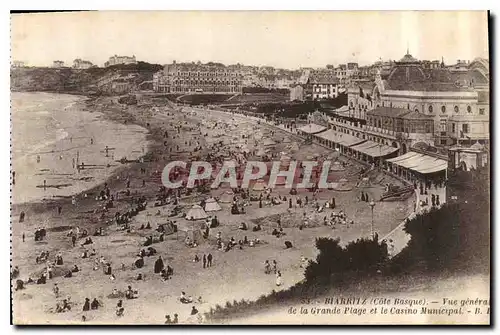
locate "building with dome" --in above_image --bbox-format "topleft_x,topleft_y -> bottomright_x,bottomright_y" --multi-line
371,52 -> 489,148
341,51 -> 489,150
317,51 -> 489,185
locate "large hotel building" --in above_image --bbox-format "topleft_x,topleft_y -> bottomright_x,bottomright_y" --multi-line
153,61 -> 243,94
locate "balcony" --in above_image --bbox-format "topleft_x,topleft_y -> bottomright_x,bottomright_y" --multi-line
364,126 -> 397,139
329,119 -> 364,132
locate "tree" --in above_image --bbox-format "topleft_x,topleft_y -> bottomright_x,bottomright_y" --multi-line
304,237 -> 388,284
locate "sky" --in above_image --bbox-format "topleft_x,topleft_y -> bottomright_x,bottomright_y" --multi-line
11,11 -> 489,69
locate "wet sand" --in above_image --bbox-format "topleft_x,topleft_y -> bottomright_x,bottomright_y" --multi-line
11,93 -> 150,204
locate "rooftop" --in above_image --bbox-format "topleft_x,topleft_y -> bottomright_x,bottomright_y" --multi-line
397,53 -> 419,64
367,107 -> 433,120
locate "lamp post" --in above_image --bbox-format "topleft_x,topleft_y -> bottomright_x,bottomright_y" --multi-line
369,201 -> 376,240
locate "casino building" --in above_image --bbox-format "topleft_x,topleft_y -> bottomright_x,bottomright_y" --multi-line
300,52 -> 489,185
339,52 -> 489,151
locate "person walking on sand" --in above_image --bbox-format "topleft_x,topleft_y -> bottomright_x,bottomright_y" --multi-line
82,298 -> 90,311
154,256 -> 164,274
276,271 -> 282,287
264,260 -> 271,274
202,254 -> 206,269
53,283 -> 59,298
22,233 -> 25,243
207,253 -> 213,267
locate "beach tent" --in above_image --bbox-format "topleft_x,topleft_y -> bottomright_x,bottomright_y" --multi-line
280,160 -> 291,169
358,177 -> 371,188
333,178 -> 352,191
252,179 -> 267,191
280,154 -> 291,161
263,138 -> 277,147
288,142 -> 300,152
158,223 -> 177,236
219,191 -> 235,204
280,155 -> 292,169
185,229 -> 204,244
256,148 -> 267,157
185,205 -> 208,221
273,175 -> 288,186
330,161 -> 345,171
204,197 -> 222,212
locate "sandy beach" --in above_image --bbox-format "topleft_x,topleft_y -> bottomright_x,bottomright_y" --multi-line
11,95 -> 415,325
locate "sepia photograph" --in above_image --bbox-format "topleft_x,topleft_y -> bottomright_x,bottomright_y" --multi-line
10,10 -> 490,325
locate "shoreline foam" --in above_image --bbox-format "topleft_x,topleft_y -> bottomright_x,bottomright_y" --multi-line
11,93 -> 151,205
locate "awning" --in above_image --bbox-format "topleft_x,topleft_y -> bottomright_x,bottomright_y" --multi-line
314,129 -> 365,147
351,141 -> 399,157
315,129 -> 338,142
335,133 -> 365,147
336,105 -> 349,113
386,152 -> 420,164
297,123 -> 327,134
386,152 -> 448,174
414,160 -> 448,174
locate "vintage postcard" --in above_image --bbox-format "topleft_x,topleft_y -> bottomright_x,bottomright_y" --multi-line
10,11 -> 490,325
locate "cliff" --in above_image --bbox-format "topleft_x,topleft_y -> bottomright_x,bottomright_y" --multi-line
10,62 -> 163,95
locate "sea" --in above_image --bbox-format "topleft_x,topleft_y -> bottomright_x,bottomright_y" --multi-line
11,92 -> 83,165
11,92 -> 150,204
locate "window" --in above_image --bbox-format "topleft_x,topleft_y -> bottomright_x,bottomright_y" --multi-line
440,139 -> 447,145
428,105 -> 433,113
452,123 -> 456,133
479,108 -> 485,115
454,106 -> 459,113
441,106 -> 446,113
415,108 -> 419,113
425,123 -> 432,133
462,124 -> 469,134
407,103 -> 410,109
467,105 -> 472,113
